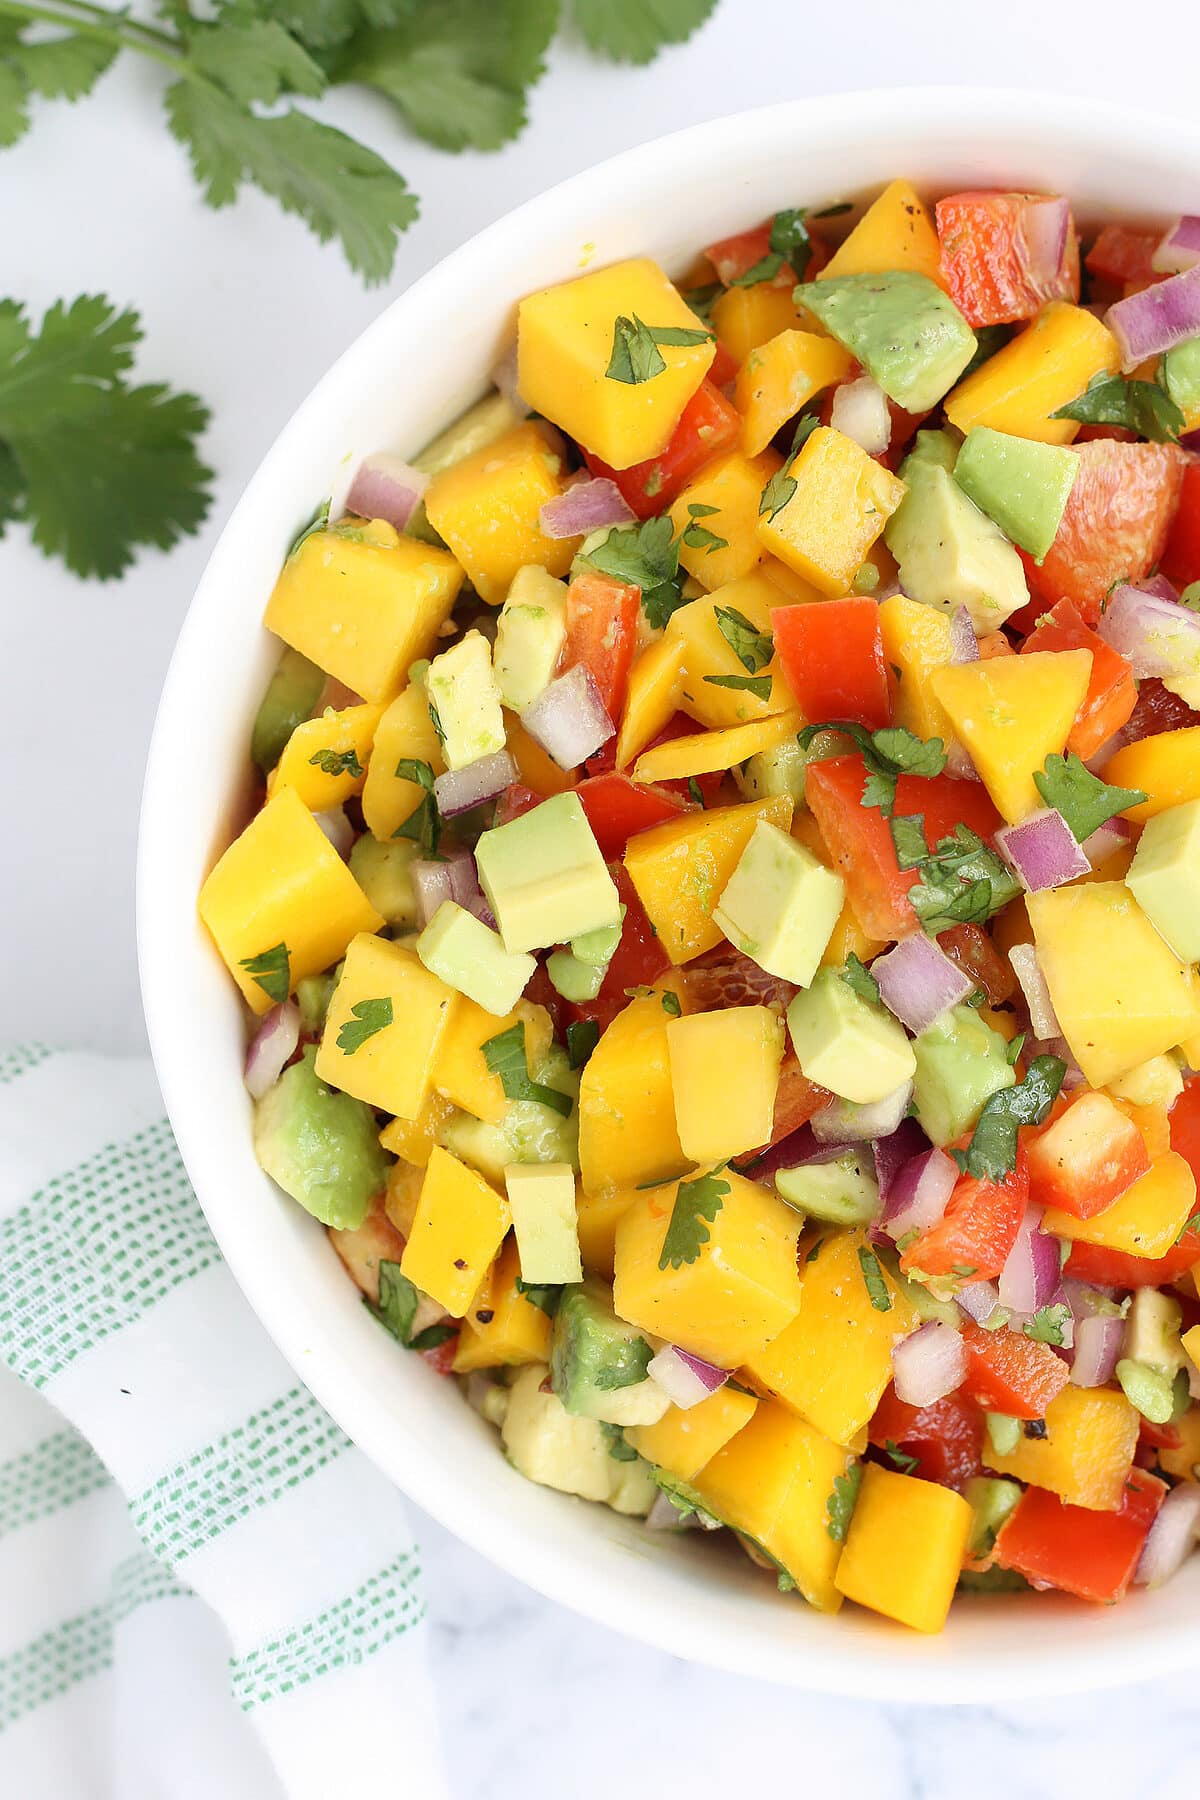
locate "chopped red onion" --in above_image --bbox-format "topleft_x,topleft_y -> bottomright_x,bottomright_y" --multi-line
872,1118 -> 929,1207
881,1147 -> 959,1243
647,1345 -> 728,1411
465,891 -> 498,931
1020,195 -> 1073,293
1107,264 -> 1200,369
244,1002 -> 300,1099
995,807 -> 1092,892
345,452 -> 430,531
313,805 -> 355,859
432,749 -> 517,819
411,848 -> 480,928
1007,944 -> 1061,1040
1153,216 -> 1200,275
812,1079 -> 914,1144
539,477 -> 635,540
1079,816 -> 1131,866
957,1279 -> 1002,1326
1098,581 -> 1200,681
749,1121 -> 851,1184
997,1204 -> 1059,1313
949,605 -> 979,664
872,933 -> 973,1035
520,663 -> 615,769
1135,1484 -> 1200,1588
943,740 -> 981,781
829,375 -> 891,456
893,1321 -> 967,1408
1069,1312 -> 1125,1388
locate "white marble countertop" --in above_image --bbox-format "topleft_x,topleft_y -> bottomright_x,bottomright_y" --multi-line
4,0 -> 1197,1788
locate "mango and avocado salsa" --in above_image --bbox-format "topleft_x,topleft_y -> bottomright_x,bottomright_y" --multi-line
202,181 -> 1200,1632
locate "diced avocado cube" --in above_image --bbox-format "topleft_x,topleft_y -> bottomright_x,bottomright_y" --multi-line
416,900 -> 535,1016
904,426 -> 960,474
1125,1287 -> 1186,1377
953,427 -> 1079,562
475,790 -> 620,954
550,1280 -> 667,1427
546,948 -> 606,1003
571,909 -> 625,967
347,836 -> 420,927
885,457 -> 1028,633
494,565 -> 569,711
786,966 -> 916,1104
1115,1357 -> 1177,1425
800,271 -> 977,413
250,646 -> 324,774
506,1162 -> 582,1285
986,1412 -> 1021,1457
414,390 -> 525,476
1126,798 -> 1200,965
295,970 -> 335,1036
501,1363 -> 623,1502
911,1003 -> 1015,1147
252,1046 -> 390,1230
425,629 -> 506,771
774,1148 -> 880,1226
1107,1054 -> 1184,1110
1160,335 -> 1200,415
964,1476 -> 1022,1561
733,737 -> 809,808
713,821 -> 845,988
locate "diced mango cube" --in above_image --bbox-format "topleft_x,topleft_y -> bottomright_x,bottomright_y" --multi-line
930,650 -> 1093,823
632,710 -> 804,785
735,330 -> 854,457
576,1188 -> 636,1278
983,1385 -> 1139,1511
517,258 -> 715,469
361,681 -> 445,841
711,283 -> 810,364
627,1385 -> 758,1483
199,787 -> 384,1014
400,1145 -> 511,1316
268,703 -> 383,811
379,1089 -> 454,1169
666,574 -> 792,728
424,423 -> 577,604
817,179 -> 943,285
431,997 -> 553,1125
615,636 -> 685,770
1159,1405 -> 1200,1482
612,1168 -> 803,1367
1043,1152 -> 1196,1259
667,1005 -> 784,1164
451,1236 -> 552,1372
315,935 -> 457,1120
264,522 -> 463,704
624,793 -> 793,965
382,1158 -> 423,1238
578,996 -> 687,1197
757,426 -> 905,597
834,1463 -> 972,1633
667,450 -> 784,590
1104,726 -> 1200,824
943,301 -> 1121,445
877,592 -> 961,744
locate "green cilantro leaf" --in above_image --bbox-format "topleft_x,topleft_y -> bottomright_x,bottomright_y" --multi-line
960,1054 -> 1067,1181
482,1022 -> 573,1117
308,746 -> 363,777
658,1167 -> 730,1270
0,24 -> 114,148
714,605 -> 773,673
702,673 -> 773,701
841,954 -> 879,1005
239,941 -> 291,1006
825,1462 -> 862,1543
889,812 -> 929,870
1051,371 -> 1184,444
857,1245 -> 891,1312
1006,1031 -> 1027,1068
410,1320 -> 457,1350
758,413 -> 819,520
605,313 -> 711,384
572,0 -> 719,65
686,776 -> 705,808
896,823 -> 1022,935
600,1421 -> 640,1460
368,1260 -> 454,1350
1033,751 -> 1147,843
883,1440 -> 919,1474
392,756 -> 441,855
1023,1302 -> 1071,1347
799,719 -> 946,818
186,17 -> 325,106
335,995 -> 393,1054
566,1019 -> 600,1070
732,205 -> 816,287
680,281 -> 721,325
579,515 -> 685,630
514,1278 -> 562,1316
682,501 -> 728,555
660,990 -> 682,1016
288,497 -> 331,559
959,322 -> 1013,381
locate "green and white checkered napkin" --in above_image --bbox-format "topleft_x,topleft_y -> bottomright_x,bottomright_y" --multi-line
0,1045 -> 447,1799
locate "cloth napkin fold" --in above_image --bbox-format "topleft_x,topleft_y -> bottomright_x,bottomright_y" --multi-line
0,1044 -> 447,1800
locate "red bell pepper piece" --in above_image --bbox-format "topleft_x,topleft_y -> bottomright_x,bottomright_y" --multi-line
1160,461 -> 1200,592
935,191 -> 1080,326
1026,1090 -> 1151,1220
1084,225 -> 1160,288
419,1332 -> 460,1376
559,862 -> 670,1037
1020,597 -> 1138,759
704,219 -> 829,289
708,339 -> 740,389
900,1143 -> 1030,1285
771,596 -> 892,730
574,772 -> 690,859
564,572 -> 640,722
958,1317 -> 1070,1419
868,1385 -> 984,1491
494,782 -> 544,825
581,380 -> 740,520
1064,1076 -> 1200,1284
993,1469 -> 1165,1603
804,755 -> 1002,942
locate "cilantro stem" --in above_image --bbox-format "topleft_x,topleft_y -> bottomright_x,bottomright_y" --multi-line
52,0 -> 177,47
0,0 -> 185,72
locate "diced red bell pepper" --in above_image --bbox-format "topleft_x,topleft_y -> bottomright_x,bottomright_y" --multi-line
1160,461 -> 1200,592
900,1143 -> 1029,1284
683,944 -> 797,1015
868,1384 -> 984,1491
935,191 -> 1080,326
419,1332 -> 460,1376
564,572 -> 640,722
993,1468 -> 1165,1603
804,755 -> 1002,942
708,339 -> 739,389
574,772 -> 691,859
1084,225 -> 1160,289
560,861 -> 670,1036
703,219 -> 829,289
767,1054 -> 832,1146
1026,1090 -> 1151,1220
771,596 -> 892,730
936,922 -> 1016,1006
581,380 -> 740,520
1019,597 -> 1138,759
494,782 -> 544,825
1139,1415 -> 1183,1453
959,1317 -> 1070,1420
1066,1230 -> 1200,1290
1122,676 -> 1200,746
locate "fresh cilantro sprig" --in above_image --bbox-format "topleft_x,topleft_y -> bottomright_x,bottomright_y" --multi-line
482,1022 -> 573,1118
658,1166 -> 730,1270
309,747 -> 363,778
824,1462 -> 862,1543
731,205 -> 817,287
714,605 -> 772,673
892,822 -> 1022,934
882,1440 -> 918,1475
1051,371 -> 1184,444
605,314 -> 713,384
857,1245 -> 892,1313
578,515 -> 686,630
681,501 -> 727,555
565,1019 -> 600,1070
1023,1302 -> 1071,1346
368,1262 -> 455,1351
1034,751 -> 1146,843
392,757 -> 442,856
955,1055 -> 1067,1182
758,413 -> 819,521
703,673 -> 773,701
514,1278 -> 562,1317
335,996 -> 393,1054
841,954 -> 879,1005
240,941 -> 291,1006
799,720 -> 946,817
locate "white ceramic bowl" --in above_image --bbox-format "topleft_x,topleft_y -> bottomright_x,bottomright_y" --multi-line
139,89 -> 1200,1700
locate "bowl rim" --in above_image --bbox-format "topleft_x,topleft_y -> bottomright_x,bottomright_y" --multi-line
139,86 -> 1200,1701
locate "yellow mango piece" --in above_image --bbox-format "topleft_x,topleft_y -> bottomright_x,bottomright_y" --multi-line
199,786 -> 383,1014
264,522 -> 463,705
400,1145 -> 511,1316
760,556 -> 832,606
431,997 -> 553,1125
819,896 -> 887,970
380,1089 -> 454,1169
517,258 -> 714,470
743,1229 -> 916,1447
1044,1152 -> 1196,1258
632,709 -> 804,785
834,1464 -> 972,1634
667,450 -> 783,590
735,331 -> 854,458
757,426 -> 905,598
944,302 -> 1121,446
424,423 -> 576,604
612,1168 -> 803,1367
984,1384 -> 1140,1511
578,995 -> 687,1197
667,1005 -> 784,1164
451,1236 -> 552,1372
1029,882 -> 1200,1088
1104,726 -> 1200,824
616,636 -> 685,770
268,703 -> 383,811
627,1385 -> 758,1483
315,935 -> 457,1120
382,1158 -> 423,1238
930,650 -> 1092,823
624,793 -> 794,965
711,283 -> 809,365
1160,1404 -> 1200,1482
877,592 -> 961,744
576,1188 -> 636,1278
361,682 -> 445,841
818,179 -> 943,285
666,574 -> 791,728
692,1401 -> 853,1610
503,711 -> 574,797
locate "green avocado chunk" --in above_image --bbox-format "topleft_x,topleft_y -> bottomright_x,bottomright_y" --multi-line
885,437 -> 1029,633
550,1280 -> 661,1425
250,647 -> 324,774
800,272 -> 977,413
252,1046 -> 390,1230
911,1003 -> 1016,1147
953,427 -> 1079,562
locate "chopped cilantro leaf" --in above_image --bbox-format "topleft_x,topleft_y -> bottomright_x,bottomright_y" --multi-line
703,672 -> 773,701
960,1055 -> 1067,1181
1034,751 -> 1146,844
687,776 -> 706,808
757,413 -> 819,520
883,1440 -> 919,1474
367,1260 -> 419,1344
573,0 -> 720,66
308,746 -> 363,778
731,205 -> 816,286
889,812 -> 929,869
579,515 -> 685,630
1006,1032 -> 1026,1067
482,1022 -> 573,1117
714,604 -> 773,673
600,1421 -> 639,1460
857,1245 -> 891,1312
514,1279 -> 562,1317
660,990 -> 682,1017
287,497 -> 331,560
1051,371 -> 1184,444
1023,1302 -> 1071,1346
658,1167 -> 730,1270
239,941 -> 290,1006
825,1462 -> 862,1543
901,824 -> 1022,934
799,720 -> 946,818
841,953 -> 879,1005
566,1019 -> 600,1070
605,313 -> 711,384
335,995 -> 393,1054
392,756 -> 441,855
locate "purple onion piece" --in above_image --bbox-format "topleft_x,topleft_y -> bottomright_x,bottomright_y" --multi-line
956,1279 -> 1001,1326
411,848 -> 480,928
949,605 -> 979,664
1152,215 -> 1200,275
872,933 -> 973,1035
1097,581 -> 1200,681
345,452 -> 430,531
1107,263 -> 1200,369
539,476 -> 636,540
1007,943 -> 1061,1040
244,1002 -> 300,1099
995,808 -> 1092,894
433,749 -> 518,819
881,1147 -> 958,1243
810,1080 -> 913,1145
873,1117 -> 929,1207
1069,1312 -> 1125,1388
521,663 -> 615,769
997,1204 -> 1059,1314
892,1320 -> 967,1408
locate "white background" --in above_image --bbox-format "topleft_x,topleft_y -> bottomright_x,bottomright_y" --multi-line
5,1 -> 1200,1792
